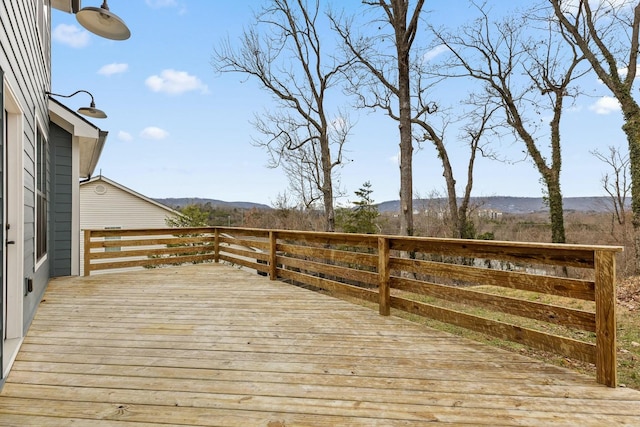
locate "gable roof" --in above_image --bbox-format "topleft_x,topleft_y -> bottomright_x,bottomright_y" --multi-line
80,175 -> 181,216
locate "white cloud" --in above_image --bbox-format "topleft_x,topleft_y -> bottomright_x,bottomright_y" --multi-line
390,153 -> 400,166
146,0 -> 177,8
618,67 -> 628,78
140,127 -> 169,140
52,24 -> 90,48
596,66 -> 638,85
617,65 -> 640,79
145,69 -> 208,95
589,96 -> 621,115
423,45 -> 449,62
117,131 -> 133,142
566,0 -> 632,11
145,0 -> 187,15
98,63 -> 129,76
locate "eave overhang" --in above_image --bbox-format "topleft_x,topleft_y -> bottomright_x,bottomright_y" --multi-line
49,97 -> 108,179
51,0 -> 81,13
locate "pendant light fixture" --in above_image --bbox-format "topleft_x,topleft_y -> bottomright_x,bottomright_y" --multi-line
46,90 -> 108,119
76,0 -> 130,41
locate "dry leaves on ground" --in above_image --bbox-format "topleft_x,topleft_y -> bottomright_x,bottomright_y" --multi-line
618,275 -> 640,311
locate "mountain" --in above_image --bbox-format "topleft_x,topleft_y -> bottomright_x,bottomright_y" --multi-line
156,196 -> 618,215
376,196 -> 617,214
155,197 -> 271,210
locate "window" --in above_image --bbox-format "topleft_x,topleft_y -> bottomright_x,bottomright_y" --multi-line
104,226 -> 122,252
35,0 -> 51,69
36,126 -> 47,261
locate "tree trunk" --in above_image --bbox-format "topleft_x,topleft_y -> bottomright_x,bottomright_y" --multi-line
549,0 -> 640,270
397,16 -> 413,236
623,106 -> 640,272
321,134 -> 336,232
546,174 -> 566,244
547,92 -> 566,245
436,140 -> 460,237
398,111 -> 414,236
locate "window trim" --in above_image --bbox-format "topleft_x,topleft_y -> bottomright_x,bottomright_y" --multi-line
35,119 -> 48,264
35,0 -> 51,71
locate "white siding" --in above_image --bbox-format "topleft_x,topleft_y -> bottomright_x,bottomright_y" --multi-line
79,178 -> 180,275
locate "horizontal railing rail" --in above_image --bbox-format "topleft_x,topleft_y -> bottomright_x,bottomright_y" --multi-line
83,227 -> 216,273
83,227 -> 622,387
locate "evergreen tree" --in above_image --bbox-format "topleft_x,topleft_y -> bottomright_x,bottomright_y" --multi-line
166,204 -> 209,228
338,182 -> 379,234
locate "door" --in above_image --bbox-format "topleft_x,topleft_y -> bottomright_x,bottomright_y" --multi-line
1,74 -> 24,378
0,71 -> 4,376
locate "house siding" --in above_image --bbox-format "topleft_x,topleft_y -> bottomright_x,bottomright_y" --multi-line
0,66 -> 4,377
1,0 -> 52,383
49,122 -> 72,277
80,178 -> 180,275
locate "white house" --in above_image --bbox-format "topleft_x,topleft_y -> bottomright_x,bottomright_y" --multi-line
1,1 -> 111,386
79,175 -> 182,275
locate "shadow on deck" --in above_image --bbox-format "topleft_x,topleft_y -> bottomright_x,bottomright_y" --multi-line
1,264 -> 639,426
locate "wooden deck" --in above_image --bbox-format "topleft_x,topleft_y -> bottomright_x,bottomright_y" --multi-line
1,264 -> 639,426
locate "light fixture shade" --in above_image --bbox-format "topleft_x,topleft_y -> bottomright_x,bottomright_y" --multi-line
78,106 -> 108,119
76,4 -> 131,41
46,90 -> 108,119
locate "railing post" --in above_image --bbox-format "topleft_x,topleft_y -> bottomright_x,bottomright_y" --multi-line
269,231 -> 277,280
214,228 -> 220,263
378,237 -> 390,316
83,229 -> 91,276
594,250 -> 617,387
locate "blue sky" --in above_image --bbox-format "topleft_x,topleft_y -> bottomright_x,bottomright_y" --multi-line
50,1 -> 628,206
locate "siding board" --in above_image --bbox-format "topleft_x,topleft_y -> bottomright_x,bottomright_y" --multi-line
50,122 -> 71,277
79,177 -> 181,275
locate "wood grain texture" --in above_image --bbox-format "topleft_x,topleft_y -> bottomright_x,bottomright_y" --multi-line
81,227 -> 622,386
391,276 -> 596,331
379,237 -> 391,316
388,237 -> 619,268
2,264 -> 638,426
90,254 -> 216,271
276,243 -> 379,268
595,250 -> 617,387
390,296 -> 597,363
276,255 -> 378,286
218,235 -> 270,251
390,256 -> 596,300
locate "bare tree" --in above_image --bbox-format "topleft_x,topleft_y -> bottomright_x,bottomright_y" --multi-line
253,112 -> 351,211
550,0 -> 640,270
213,0 -> 353,231
331,0 -> 427,236
431,5 -> 587,243
415,100 -> 499,238
413,189 -> 449,237
592,146 -> 630,225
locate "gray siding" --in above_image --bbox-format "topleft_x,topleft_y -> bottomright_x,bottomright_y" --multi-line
50,122 -> 72,277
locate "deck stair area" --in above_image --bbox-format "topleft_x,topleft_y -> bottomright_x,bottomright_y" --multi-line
1,264 -> 640,425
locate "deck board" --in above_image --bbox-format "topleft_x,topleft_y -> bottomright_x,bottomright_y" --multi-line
1,264 -> 639,426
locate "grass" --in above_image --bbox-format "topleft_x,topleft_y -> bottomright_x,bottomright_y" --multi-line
616,276 -> 640,389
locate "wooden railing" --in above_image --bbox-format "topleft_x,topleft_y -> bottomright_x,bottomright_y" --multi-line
83,227 -> 623,387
